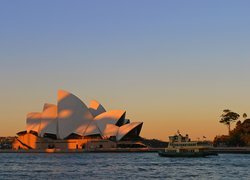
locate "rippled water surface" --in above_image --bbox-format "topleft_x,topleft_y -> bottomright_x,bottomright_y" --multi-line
0,153 -> 249,179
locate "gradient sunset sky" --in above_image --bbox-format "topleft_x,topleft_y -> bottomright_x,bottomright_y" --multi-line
1,1 -> 250,140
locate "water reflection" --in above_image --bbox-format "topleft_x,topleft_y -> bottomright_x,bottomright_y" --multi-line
0,153 -> 249,179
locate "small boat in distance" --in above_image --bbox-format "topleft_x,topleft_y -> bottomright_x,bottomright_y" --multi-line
158,132 -> 218,157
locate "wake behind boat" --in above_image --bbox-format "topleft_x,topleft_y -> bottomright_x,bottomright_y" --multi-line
158,132 -> 218,157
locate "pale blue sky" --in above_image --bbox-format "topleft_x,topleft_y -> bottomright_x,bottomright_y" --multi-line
1,1 -> 250,139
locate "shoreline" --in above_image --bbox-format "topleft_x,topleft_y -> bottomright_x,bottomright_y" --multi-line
1,147 -> 250,154
0,148 -> 162,153
211,147 -> 250,154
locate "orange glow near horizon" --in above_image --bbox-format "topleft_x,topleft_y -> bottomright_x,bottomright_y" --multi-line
1,89 -> 249,142
0,112 -> 244,141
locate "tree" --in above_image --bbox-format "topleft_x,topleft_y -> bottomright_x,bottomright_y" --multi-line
243,113 -> 247,120
235,120 -> 242,130
220,109 -> 240,135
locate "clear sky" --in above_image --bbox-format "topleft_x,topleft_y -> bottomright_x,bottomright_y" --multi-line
1,0 -> 250,140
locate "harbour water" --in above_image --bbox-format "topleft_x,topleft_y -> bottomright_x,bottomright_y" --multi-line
0,153 -> 249,179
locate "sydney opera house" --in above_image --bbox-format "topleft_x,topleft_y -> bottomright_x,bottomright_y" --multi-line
13,90 -> 145,151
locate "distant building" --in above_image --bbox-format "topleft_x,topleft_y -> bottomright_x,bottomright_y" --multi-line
13,90 -> 145,150
0,137 -> 15,149
213,135 -> 230,147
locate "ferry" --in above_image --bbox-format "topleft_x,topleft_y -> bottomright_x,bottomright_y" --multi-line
158,132 -> 217,157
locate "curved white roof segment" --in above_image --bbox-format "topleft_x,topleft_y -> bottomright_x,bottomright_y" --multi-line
89,100 -> 106,117
57,90 -> 94,139
116,122 -> 143,141
40,104 -> 58,137
94,110 -> 126,133
102,124 -> 119,138
26,112 -> 42,134
83,121 -> 101,136
43,103 -> 55,111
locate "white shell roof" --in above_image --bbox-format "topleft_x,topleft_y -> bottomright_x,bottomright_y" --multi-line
26,112 -> 42,134
94,110 -> 126,133
116,122 -> 143,141
89,100 -> 106,117
57,90 -> 94,139
40,104 -> 57,137
102,124 -> 119,138
83,120 -> 101,136
43,103 -> 55,111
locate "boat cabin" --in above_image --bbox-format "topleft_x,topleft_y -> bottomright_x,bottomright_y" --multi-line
166,133 -> 213,153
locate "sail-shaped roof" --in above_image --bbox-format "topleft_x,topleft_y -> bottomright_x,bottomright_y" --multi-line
26,112 -> 42,134
83,120 -> 101,136
57,90 -> 93,139
116,122 -> 143,141
94,110 -> 125,133
40,103 -> 57,137
89,100 -> 106,117
102,124 -> 119,138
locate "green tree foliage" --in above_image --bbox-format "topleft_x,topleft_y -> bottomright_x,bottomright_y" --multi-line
220,109 -> 240,134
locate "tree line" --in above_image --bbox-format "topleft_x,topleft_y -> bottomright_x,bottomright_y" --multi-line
216,109 -> 250,147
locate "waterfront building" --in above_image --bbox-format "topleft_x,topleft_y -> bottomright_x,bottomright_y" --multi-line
12,90 -> 144,150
